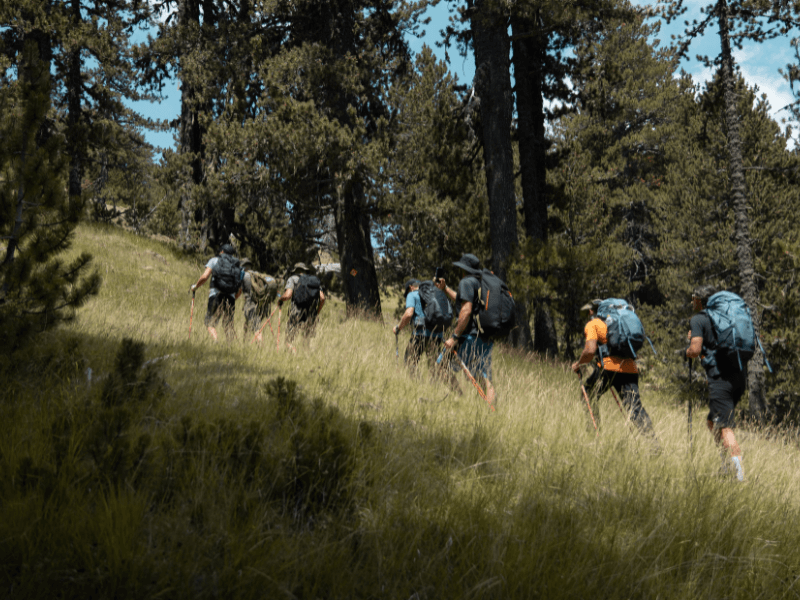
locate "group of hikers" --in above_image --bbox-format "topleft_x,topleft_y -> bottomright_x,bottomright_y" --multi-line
190,244 -> 762,482
190,244 -> 325,345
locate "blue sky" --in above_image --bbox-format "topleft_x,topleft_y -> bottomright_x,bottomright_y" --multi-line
134,0 -> 799,152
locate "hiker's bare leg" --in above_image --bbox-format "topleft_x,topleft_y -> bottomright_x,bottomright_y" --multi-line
207,326 -> 219,341
483,377 -> 496,408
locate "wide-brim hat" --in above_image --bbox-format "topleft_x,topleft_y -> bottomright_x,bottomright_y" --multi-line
292,262 -> 313,274
404,279 -> 421,297
240,258 -> 252,269
452,253 -> 481,275
581,299 -> 602,312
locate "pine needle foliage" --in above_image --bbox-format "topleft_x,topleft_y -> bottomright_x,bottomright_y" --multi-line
0,40 -> 100,354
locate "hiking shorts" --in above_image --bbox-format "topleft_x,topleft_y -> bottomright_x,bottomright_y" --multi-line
454,335 -> 493,381
707,373 -> 746,430
205,293 -> 235,327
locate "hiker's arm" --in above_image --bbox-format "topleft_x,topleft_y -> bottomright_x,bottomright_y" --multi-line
435,278 -> 457,302
192,267 -> 213,291
444,301 -> 472,351
571,339 -> 598,374
318,290 -> 326,313
394,306 -> 415,334
686,336 -> 703,359
278,288 -> 292,306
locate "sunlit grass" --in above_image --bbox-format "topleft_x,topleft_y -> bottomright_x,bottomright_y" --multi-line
2,222 -> 799,598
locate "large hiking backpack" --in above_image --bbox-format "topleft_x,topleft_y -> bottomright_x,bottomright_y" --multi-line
249,271 -> 278,305
212,254 -> 242,296
596,298 -> 651,359
475,270 -> 516,339
417,280 -> 454,332
292,274 -> 321,310
704,291 -> 771,372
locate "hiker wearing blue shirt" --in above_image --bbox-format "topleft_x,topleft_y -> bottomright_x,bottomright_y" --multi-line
686,284 -> 747,481
393,279 -> 443,374
190,244 -> 243,342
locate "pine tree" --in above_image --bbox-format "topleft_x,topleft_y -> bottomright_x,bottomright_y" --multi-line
0,40 -> 101,352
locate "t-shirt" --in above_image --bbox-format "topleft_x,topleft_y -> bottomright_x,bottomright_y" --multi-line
206,255 -> 241,298
455,275 -> 481,337
584,317 -> 637,374
690,311 -> 743,379
406,290 -> 443,339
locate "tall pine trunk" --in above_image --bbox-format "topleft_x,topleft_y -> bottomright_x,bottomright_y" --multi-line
177,0 -> 205,249
66,0 -> 84,212
512,15 -> 557,355
334,180 -> 382,318
717,0 -> 765,421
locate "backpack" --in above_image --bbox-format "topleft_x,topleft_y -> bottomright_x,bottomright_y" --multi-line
211,254 -> 242,296
596,298 -> 653,360
292,274 -> 321,310
417,280 -> 454,332
703,291 -> 771,372
249,271 -> 278,305
475,270 -> 516,339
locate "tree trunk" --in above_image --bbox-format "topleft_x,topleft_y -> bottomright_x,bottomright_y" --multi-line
717,0 -> 765,421
178,0 -> 204,248
470,0 -> 516,281
334,181 -> 382,318
66,0 -> 84,212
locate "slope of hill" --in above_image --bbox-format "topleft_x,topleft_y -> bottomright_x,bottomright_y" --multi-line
2,223 -> 799,599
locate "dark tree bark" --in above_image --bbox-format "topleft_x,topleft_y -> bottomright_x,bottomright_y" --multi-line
66,0 -> 84,211
510,13 -> 557,354
177,0 -> 205,248
717,0 -> 765,421
470,0 -> 516,281
334,181 -> 382,317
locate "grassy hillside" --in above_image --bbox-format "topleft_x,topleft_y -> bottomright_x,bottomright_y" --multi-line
2,223 -> 800,599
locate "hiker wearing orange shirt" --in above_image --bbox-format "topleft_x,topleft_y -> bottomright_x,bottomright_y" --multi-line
572,299 -> 657,442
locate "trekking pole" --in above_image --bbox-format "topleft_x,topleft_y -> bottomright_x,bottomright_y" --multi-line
189,290 -> 195,337
578,371 -> 599,434
437,350 -> 494,412
276,305 -> 282,350
251,306 -> 278,344
687,358 -> 693,454
608,387 -> 628,418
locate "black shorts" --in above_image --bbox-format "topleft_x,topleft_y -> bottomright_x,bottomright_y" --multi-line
205,293 -> 235,327
707,372 -> 746,429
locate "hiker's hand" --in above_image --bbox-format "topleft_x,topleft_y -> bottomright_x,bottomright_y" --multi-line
435,278 -> 447,291
393,325 -> 399,335
190,284 -> 196,293
683,345 -> 692,363
444,336 -> 456,352
277,299 -> 283,308
571,361 -> 581,374
686,329 -> 692,342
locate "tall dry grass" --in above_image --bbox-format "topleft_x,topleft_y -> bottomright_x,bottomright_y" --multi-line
1,222 -> 799,599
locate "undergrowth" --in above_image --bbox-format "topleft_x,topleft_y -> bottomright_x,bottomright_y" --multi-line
1,223 -> 800,599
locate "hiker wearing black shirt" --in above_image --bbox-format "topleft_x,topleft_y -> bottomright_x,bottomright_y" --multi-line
435,253 -> 496,406
686,284 -> 746,481
191,244 -> 243,342
278,263 -> 325,342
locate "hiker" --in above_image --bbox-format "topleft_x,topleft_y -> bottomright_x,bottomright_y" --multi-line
685,284 -> 747,481
435,253 -> 497,406
190,244 -> 243,342
572,299 -> 658,444
240,258 -> 277,343
277,262 -> 325,342
393,279 -> 459,391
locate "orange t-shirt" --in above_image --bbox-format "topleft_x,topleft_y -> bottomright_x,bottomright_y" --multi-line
584,318 -> 638,374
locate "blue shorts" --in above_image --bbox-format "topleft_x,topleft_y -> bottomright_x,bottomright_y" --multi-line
454,335 -> 493,381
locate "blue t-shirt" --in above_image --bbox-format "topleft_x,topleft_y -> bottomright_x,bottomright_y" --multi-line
406,290 -> 443,339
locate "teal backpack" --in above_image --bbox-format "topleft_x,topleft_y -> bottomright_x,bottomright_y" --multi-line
596,298 -> 655,360
704,291 -> 772,372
